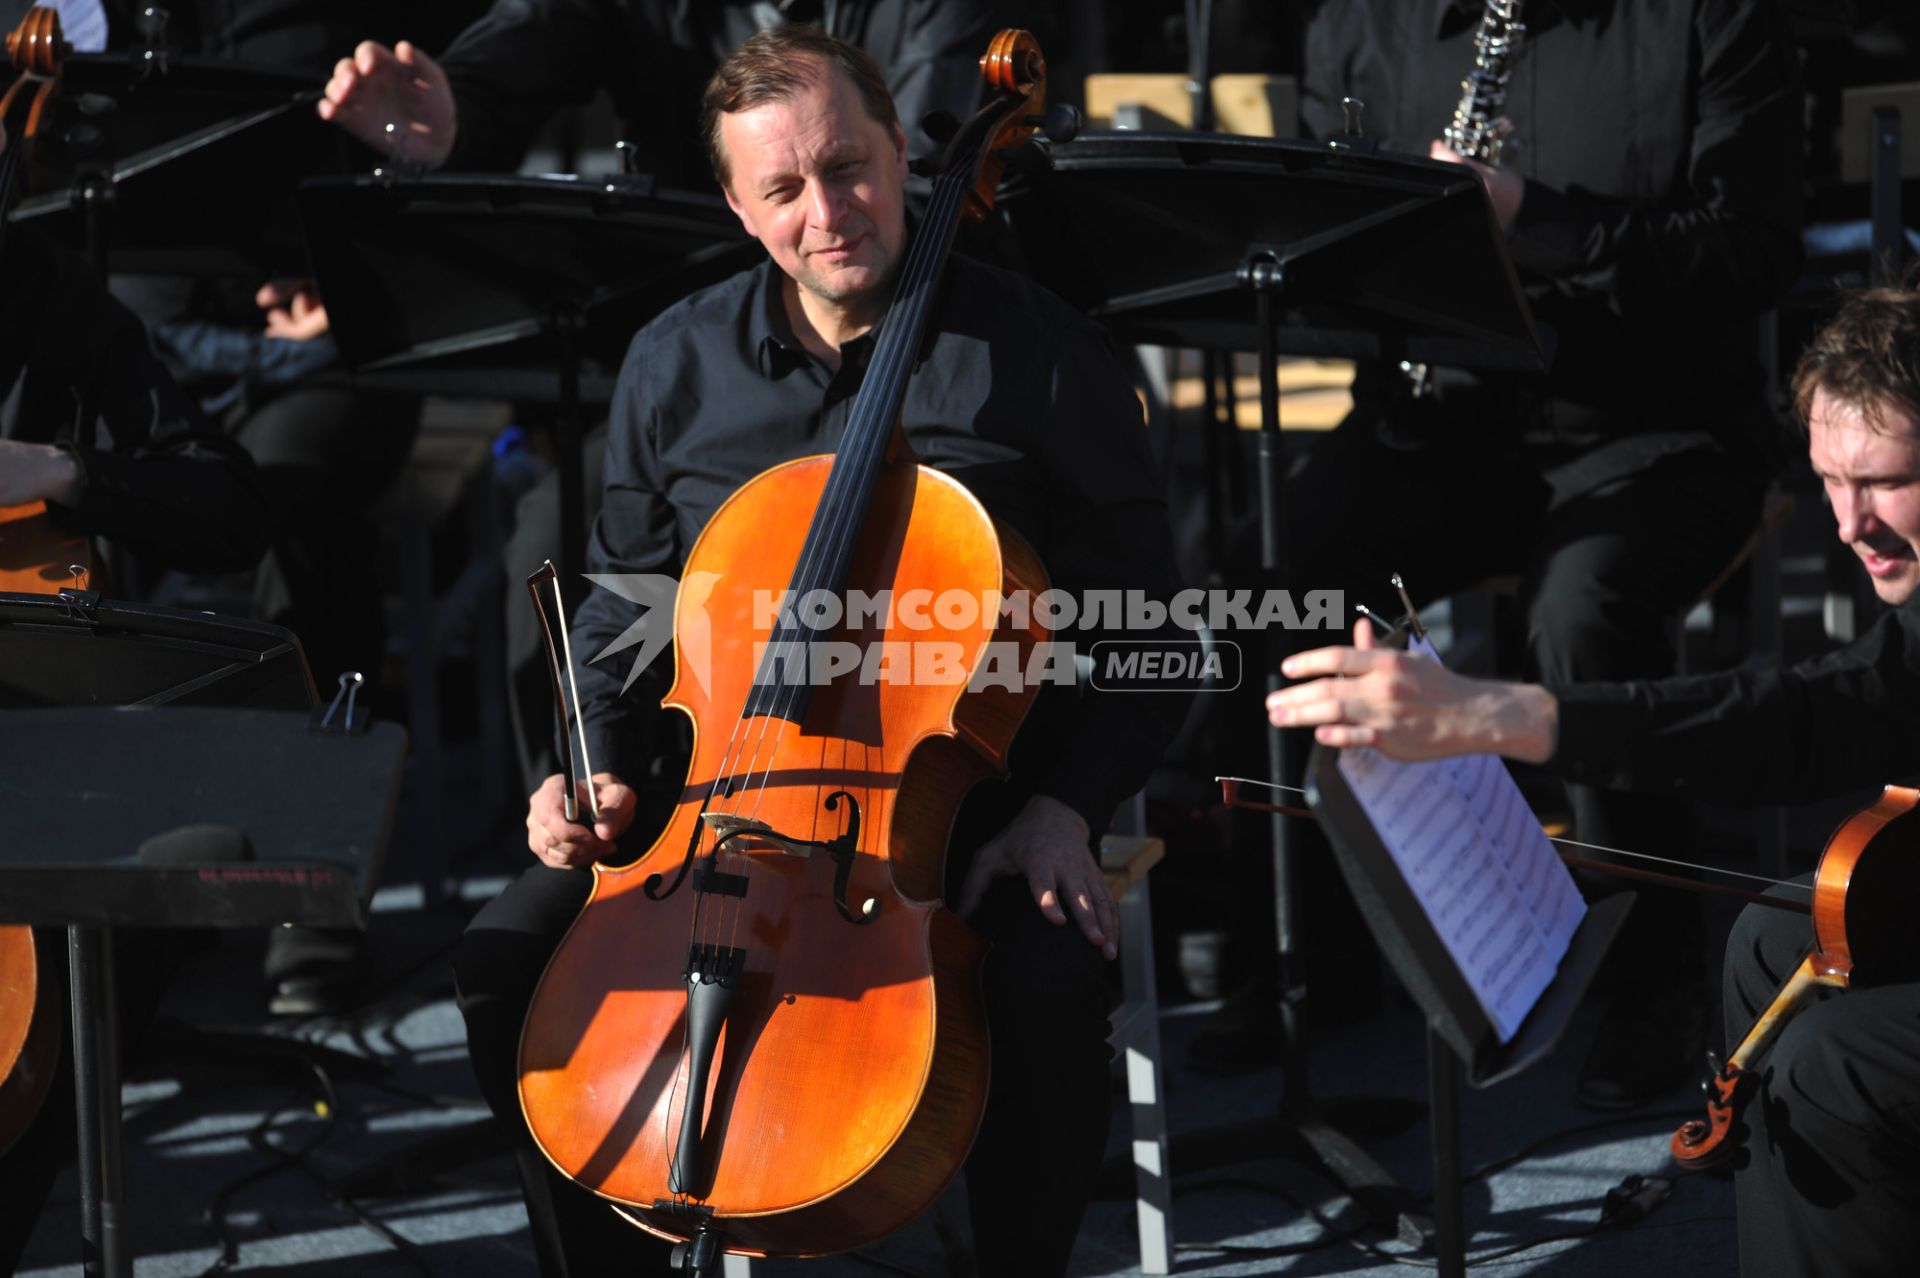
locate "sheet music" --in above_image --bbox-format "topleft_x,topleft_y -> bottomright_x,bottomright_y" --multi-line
1335,639 -> 1585,1042
50,0 -> 108,52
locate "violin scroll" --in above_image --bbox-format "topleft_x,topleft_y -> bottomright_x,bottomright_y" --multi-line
6,6 -> 69,75
1669,1059 -> 1751,1170
950,29 -> 1048,223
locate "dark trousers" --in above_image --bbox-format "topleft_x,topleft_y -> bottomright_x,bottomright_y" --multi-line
1274,408 -> 1766,983
1725,885 -> 1920,1278
453,862 -> 1112,1278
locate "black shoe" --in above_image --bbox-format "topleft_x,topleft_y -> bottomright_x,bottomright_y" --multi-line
1576,980 -> 1709,1111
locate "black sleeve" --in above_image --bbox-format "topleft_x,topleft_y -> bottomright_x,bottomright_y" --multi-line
1503,0 -> 1804,325
570,324 -> 683,787
1024,322 -> 1190,835
1,227 -> 270,574
439,0 -> 628,171
1548,610 -> 1920,805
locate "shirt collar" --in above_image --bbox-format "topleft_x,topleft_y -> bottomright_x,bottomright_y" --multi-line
749,256 -> 893,379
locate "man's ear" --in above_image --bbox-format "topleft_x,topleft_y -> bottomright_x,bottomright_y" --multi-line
890,121 -> 908,176
721,179 -> 757,238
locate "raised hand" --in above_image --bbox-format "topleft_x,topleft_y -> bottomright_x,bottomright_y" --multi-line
317,40 -> 457,170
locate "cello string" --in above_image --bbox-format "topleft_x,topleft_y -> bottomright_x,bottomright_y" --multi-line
700,148 -> 977,951
1217,777 -> 1814,893
717,157 -> 973,840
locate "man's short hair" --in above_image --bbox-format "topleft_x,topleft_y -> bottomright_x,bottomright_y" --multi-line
702,25 -> 900,190
1793,285 -> 1920,432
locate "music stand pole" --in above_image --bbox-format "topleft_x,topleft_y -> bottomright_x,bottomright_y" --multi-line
67,925 -> 130,1278
1240,253 -> 1434,1248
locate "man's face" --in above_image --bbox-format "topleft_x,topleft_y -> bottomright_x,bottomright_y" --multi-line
718,60 -> 908,312
1809,387 -> 1920,606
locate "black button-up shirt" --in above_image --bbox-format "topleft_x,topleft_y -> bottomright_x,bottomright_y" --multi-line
572,253 -> 1186,840
1301,0 -> 1805,479
1552,601 -> 1920,803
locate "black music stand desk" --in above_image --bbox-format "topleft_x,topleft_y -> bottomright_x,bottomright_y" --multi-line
1307,744 -> 1632,1276
1008,129 -> 1548,1251
0,706 -> 407,1278
299,172 -> 759,601
9,55 -> 350,278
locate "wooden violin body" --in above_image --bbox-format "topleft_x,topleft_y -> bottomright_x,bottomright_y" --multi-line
519,457 -> 1048,1254
1672,785 -> 1920,1169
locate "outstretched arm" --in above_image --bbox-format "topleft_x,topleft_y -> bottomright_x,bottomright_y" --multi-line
1268,619 -> 1559,764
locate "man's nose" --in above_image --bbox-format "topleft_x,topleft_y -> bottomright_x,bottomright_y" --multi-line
805,180 -> 843,228
1833,486 -> 1871,542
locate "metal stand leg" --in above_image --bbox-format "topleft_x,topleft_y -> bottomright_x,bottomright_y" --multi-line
68,925 -> 130,1278
1428,1022 -> 1465,1278
1119,872 -> 1174,1273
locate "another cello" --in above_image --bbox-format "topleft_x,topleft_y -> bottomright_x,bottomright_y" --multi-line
1671,785 -> 1920,1169
517,31 -> 1056,1264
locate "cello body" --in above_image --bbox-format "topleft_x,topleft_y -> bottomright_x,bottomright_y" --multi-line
517,455 -> 1049,1254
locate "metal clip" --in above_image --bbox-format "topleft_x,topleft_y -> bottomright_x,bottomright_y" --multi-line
314,671 -> 366,734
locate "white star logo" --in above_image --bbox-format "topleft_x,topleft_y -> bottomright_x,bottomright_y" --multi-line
583,571 -> 723,700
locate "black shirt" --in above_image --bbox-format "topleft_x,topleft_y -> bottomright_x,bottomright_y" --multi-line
1551,603 -> 1920,802
440,0 -> 1002,184
1301,0 -> 1804,479
572,253 -> 1185,838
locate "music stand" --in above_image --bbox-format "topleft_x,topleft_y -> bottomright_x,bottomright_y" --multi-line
299,172 -> 760,603
1002,131 -> 1545,1249
1306,746 -> 1631,1276
8,55 -> 352,278
0,597 -> 406,1278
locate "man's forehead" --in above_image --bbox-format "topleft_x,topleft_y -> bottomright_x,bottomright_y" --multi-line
1810,388 -> 1920,458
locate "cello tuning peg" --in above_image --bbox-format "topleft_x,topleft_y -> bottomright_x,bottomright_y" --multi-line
1024,103 -> 1081,145
918,109 -> 961,147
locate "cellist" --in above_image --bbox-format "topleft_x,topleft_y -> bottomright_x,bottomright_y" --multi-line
1268,285 -> 1920,1277
452,26 -> 1186,1278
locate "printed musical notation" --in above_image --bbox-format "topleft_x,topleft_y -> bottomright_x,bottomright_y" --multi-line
1337,643 -> 1586,1041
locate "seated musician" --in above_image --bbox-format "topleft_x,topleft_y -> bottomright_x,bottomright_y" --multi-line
451,26 -> 1185,1278
311,0 -> 1003,797
0,162 -> 268,572
1269,284 -> 1920,1278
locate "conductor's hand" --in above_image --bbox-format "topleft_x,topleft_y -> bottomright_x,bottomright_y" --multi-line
526,772 -> 636,869
1267,619 -> 1558,763
1429,140 -> 1523,230
956,795 -> 1117,960
317,40 -> 456,170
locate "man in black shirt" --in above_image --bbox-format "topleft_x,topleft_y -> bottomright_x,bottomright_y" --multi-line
1264,0 -> 1805,1105
313,0 -> 1003,795
452,26 -> 1183,1278
1269,285 -> 1920,1278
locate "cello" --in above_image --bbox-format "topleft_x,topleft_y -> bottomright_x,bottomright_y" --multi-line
517,30 -> 1057,1265
0,5 -> 78,1159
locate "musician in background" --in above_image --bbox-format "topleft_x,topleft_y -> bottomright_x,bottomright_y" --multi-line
1271,283 -> 1920,1278
312,0 -> 1005,798
452,27 -> 1185,1278
1246,0 -> 1806,1107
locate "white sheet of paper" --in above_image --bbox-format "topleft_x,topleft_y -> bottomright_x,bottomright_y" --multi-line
1334,639 -> 1585,1042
